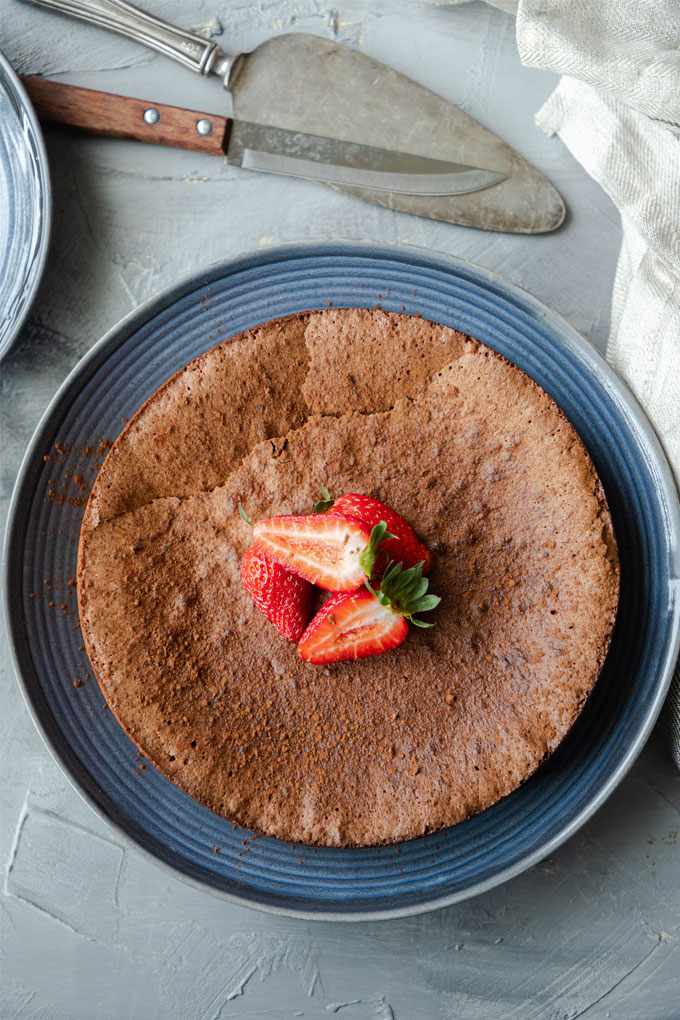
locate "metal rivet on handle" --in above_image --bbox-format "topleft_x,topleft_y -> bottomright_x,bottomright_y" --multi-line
196,119 -> 213,136
143,108 -> 160,125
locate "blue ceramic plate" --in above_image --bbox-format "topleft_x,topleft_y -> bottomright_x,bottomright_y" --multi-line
5,242 -> 680,920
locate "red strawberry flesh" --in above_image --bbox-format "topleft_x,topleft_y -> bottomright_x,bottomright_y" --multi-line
298,589 -> 408,664
240,544 -> 312,642
252,514 -> 373,592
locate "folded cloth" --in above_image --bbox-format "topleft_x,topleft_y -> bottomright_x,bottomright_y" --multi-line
434,0 -> 680,764
517,0 -> 680,129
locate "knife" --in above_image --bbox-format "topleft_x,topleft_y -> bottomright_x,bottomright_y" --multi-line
21,0 -> 566,233
20,77 -> 507,199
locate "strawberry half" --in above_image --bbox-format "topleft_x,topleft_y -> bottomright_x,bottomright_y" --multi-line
252,514 -> 393,592
240,544 -> 313,642
298,560 -> 440,664
316,490 -> 432,575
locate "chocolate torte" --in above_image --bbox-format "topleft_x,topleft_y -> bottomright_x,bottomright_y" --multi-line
77,309 -> 619,846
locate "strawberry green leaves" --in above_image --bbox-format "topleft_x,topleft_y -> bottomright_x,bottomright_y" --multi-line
365,560 -> 440,628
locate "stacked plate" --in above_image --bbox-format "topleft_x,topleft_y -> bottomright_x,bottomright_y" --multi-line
0,51 -> 51,359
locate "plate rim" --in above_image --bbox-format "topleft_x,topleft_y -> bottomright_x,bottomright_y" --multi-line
4,239 -> 680,921
0,50 -> 53,359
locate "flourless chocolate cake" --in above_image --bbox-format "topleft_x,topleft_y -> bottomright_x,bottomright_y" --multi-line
77,309 -> 619,847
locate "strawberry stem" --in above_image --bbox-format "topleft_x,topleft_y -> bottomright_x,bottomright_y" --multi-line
366,559 -> 441,627
238,503 -> 253,527
313,485 -> 335,514
359,521 -> 396,579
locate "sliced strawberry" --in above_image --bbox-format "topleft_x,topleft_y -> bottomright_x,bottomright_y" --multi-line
316,490 -> 432,575
252,514 -> 392,592
240,544 -> 312,642
298,589 -> 408,663
298,560 -> 441,664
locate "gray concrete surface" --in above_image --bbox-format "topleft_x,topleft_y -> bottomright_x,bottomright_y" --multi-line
1,2 -> 679,1017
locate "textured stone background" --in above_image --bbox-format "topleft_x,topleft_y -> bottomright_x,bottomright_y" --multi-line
1,2 -> 679,1017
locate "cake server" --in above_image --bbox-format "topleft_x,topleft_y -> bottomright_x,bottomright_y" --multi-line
20,77 -> 507,199
21,0 -> 566,232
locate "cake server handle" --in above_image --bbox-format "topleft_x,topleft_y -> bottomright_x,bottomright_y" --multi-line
21,0 -> 241,88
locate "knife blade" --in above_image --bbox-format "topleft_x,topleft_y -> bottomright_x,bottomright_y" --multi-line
21,0 -> 566,232
20,77 -> 507,198
228,122 -> 506,196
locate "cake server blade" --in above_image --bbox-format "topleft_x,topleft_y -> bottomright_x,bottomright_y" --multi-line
22,0 -> 566,232
229,34 -> 565,233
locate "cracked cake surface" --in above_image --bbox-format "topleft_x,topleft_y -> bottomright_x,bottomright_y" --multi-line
77,309 -> 619,847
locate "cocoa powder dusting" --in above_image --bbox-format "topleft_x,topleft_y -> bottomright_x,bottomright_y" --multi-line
75,308 -> 619,848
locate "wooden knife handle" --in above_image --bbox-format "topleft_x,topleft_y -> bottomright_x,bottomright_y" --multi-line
20,76 -> 229,156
